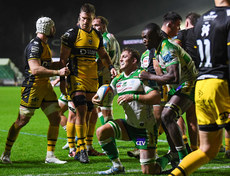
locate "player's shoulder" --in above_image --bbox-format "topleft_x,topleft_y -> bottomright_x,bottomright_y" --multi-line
106,32 -> 116,39
141,49 -> 150,56
162,38 -> 177,50
29,37 -> 42,46
26,37 -> 42,51
92,28 -> 102,38
61,26 -> 79,40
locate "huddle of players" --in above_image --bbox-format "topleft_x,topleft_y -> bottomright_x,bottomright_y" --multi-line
2,1 -> 230,176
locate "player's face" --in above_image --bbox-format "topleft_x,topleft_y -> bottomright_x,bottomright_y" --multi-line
79,12 -> 94,31
47,26 -> 56,38
170,19 -> 181,37
142,29 -> 155,49
120,50 -> 134,71
92,19 -> 105,33
142,29 -> 160,49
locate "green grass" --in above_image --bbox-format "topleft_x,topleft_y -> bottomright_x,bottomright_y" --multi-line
0,86 -> 229,175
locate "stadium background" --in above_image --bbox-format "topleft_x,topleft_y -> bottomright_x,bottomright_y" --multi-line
1,1 -> 230,175
0,0 -> 212,82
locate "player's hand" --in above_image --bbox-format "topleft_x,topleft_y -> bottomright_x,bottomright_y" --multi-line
110,68 -> 117,78
117,95 -> 133,105
92,94 -> 103,106
59,67 -> 70,76
139,70 -> 152,80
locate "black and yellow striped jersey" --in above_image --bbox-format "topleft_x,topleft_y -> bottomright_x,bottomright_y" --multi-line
22,37 -> 52,87
61,26 -> 104,79
194,6 -> 230,80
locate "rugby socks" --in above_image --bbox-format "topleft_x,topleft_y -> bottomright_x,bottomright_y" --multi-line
62,125 -> 67,131
99,137 -> 118,160
156,153 -> 171,170
86,122 -> 96,149
5,123 -> 21,152
67,122 -> 76,149
169,149 -> 210,176
176,145 -> 188,160
76,123 -> 87,151
182,135 -> 192,153
98,112 -> 105,125
47,125 -> 59,152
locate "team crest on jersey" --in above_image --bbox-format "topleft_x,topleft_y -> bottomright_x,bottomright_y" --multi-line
201,22 -> 210,37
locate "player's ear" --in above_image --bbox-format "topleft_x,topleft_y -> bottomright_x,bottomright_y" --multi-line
133,57 -> 137,64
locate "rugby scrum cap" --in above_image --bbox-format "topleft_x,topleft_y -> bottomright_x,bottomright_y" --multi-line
36,17 -> 55,36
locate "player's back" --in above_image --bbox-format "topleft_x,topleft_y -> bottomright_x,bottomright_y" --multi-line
194,6 -> 230,80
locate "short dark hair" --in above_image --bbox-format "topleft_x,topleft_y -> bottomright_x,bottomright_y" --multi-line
80,3 -> 95,14
144,23 -> 161,33
163,11 -> 182,23
186,12 -> 201,26
123,47 -> 140,64
95,16 -> 109,27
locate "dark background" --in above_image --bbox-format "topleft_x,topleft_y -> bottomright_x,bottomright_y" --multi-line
0,0 -> 213,72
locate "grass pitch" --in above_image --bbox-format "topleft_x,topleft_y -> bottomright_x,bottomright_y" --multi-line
0,86 -> 229,175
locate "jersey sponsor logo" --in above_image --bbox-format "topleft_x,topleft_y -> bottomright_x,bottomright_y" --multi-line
136,137 -> 146,146
203,11 -> 217,21
31,46 -> 39,53
116,79 -> 139,93
79,48 -> 96,56
142,56 -> 149,68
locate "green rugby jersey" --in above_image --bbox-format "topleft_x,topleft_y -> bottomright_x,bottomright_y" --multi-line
110,69 -> 156,130
156,38 -> 198,90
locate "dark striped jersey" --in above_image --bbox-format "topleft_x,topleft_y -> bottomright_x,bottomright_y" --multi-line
61,26 -> 104,79
194,6 -> 230,80
22,37 -> 52,87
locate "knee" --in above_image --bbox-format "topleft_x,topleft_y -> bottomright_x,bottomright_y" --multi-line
161,111 -> 173,126
96,126 -> 104,140
15,117 -> 29,128
96,125 -> 112,141
200,145 -> 220,160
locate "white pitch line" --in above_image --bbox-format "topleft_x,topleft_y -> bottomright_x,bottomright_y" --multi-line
7,165 -> 230,176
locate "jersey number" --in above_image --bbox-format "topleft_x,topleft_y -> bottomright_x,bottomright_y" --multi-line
196,39 -> 212,67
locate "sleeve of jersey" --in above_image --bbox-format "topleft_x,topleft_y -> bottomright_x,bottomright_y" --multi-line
142,80 -> 154,94
61,28 -> 77,48
163,47 -> 179,68
26,41 -> 42,61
